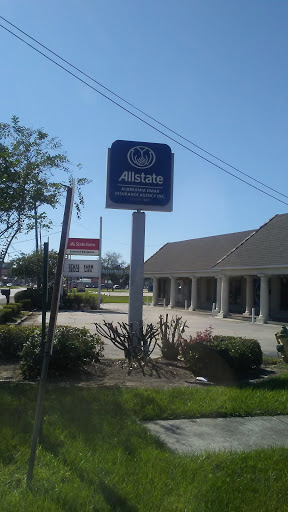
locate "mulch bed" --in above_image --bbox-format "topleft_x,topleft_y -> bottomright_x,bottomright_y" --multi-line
0,358 -> 285,388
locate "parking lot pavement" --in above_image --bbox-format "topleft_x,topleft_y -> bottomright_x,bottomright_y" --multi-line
24,303 -> 281,359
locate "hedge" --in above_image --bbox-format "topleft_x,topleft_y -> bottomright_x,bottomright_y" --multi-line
60,292 -> 98,310
14,287 -> 53,309
181,335 -> 263,383
0,325 -> 39,360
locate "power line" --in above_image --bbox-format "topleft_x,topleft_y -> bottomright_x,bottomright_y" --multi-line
12,230 -> 62,244
0,19 -> 288,206
1,14 -> 287,202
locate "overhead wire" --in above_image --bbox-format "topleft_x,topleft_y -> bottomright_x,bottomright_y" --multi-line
0,14 -> 287,202
0,17 -> 287,206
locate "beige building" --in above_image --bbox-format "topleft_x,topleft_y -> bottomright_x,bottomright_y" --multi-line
144,214 -> 288,324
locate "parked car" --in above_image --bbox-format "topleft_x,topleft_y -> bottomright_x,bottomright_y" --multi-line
113,285 -> 120,290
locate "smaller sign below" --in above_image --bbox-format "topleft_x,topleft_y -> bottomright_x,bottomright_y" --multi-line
66,238 -> 99,255
63,259 -> 99,277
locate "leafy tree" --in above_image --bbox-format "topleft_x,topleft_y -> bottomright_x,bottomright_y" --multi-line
0,116 -> 90,271
101,252 -> 127,270
101,251 -> 128,286
9,250 -> 58,286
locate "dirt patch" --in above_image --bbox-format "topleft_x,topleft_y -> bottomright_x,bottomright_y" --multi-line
0,358 -> 285,388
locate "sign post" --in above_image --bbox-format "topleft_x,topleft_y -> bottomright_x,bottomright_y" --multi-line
27,184 -> 74,487
98,217 -> 102,309
129,211 -> 145,333
106,140 -> 173,339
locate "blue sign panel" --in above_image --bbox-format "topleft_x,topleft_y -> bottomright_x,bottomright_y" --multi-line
106,140 -> 173,211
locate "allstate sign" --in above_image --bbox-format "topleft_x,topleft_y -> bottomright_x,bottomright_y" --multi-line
106,140 -> 173,211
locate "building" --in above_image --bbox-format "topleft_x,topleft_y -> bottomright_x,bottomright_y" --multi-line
144,213 -> 288,323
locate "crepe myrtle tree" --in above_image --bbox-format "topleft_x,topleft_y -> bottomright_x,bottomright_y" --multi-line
0,116 -> 90,281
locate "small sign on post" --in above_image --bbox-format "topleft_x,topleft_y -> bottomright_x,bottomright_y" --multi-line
66,238 -> 99,255
63,259 -> 99,277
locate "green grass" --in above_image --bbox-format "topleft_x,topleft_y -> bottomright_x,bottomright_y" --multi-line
70,291 -> 152,304
101,294 -> 152,304
1,373 -> 288,510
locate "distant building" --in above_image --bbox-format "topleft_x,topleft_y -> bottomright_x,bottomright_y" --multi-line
144,213 -> 288,323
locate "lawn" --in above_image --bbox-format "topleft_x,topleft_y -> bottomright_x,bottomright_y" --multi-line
89,293 -> 152,304
1,371 -> 288,511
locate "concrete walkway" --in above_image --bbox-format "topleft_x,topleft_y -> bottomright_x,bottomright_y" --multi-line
145,415 -> 288,454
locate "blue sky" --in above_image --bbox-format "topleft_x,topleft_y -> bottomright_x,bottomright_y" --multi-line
1,0 -> 288,265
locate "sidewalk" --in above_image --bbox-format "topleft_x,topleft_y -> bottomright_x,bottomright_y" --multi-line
145,415 -> 288,454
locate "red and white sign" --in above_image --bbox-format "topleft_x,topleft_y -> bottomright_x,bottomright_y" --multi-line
66,238 -> 99,255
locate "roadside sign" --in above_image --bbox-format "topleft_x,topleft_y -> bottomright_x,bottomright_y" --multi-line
66,238 -> 99,255
63,259 -> 99,277
106,140 -> 173,211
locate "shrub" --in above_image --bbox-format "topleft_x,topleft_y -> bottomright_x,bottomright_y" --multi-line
158,314 -> 188,360
0,308 -> 13,324
0,326 -> 39,360
181,330 -> 263,383
18,299 -> 32,311
95,320 -> 158,361
20,326 -> 104,379
14,287 -> 53,309
60,292 -> 98,310
3,303 -> 22,315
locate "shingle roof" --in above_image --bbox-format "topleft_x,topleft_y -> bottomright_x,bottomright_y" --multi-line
214,214 -> 288,269
144,230 -> 254,274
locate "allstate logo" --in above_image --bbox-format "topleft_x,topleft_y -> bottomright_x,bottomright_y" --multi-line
127,146 -> 156,169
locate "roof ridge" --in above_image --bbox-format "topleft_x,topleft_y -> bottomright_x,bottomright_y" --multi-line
168,229 -> 254,245
213,214 -> 279,267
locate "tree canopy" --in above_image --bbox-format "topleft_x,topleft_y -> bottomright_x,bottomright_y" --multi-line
101,251 -> 127,270
0,116 -> 90,264
9,250 -> 58,286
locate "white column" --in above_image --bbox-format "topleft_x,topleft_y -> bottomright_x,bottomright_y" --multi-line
216,276 -> 222,312
189,276 -> 198,311
168,276 -> 176,308
152,277 -> 158,306
218,275 -> 229,318
244,276 -> 253,315
257,275 -> 269,324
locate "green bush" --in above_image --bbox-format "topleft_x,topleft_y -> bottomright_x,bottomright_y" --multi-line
0,326 -> 39,360
3,303 -> 22,315
14,287 -> 53,309
18,298 -> 32,311
60,292 -> 98,310
20,326 -> 104,379
181,333 -> 263,383
0,308 -> 13,324
212,335 -> 263,372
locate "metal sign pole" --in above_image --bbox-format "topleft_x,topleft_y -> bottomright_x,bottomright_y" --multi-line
97,217 -> 102,309
40,241 -> 49,363
26,184 -> 74,487
128,211 -> 145,337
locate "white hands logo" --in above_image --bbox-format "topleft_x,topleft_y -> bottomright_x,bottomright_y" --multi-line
127,146 -> 156,169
